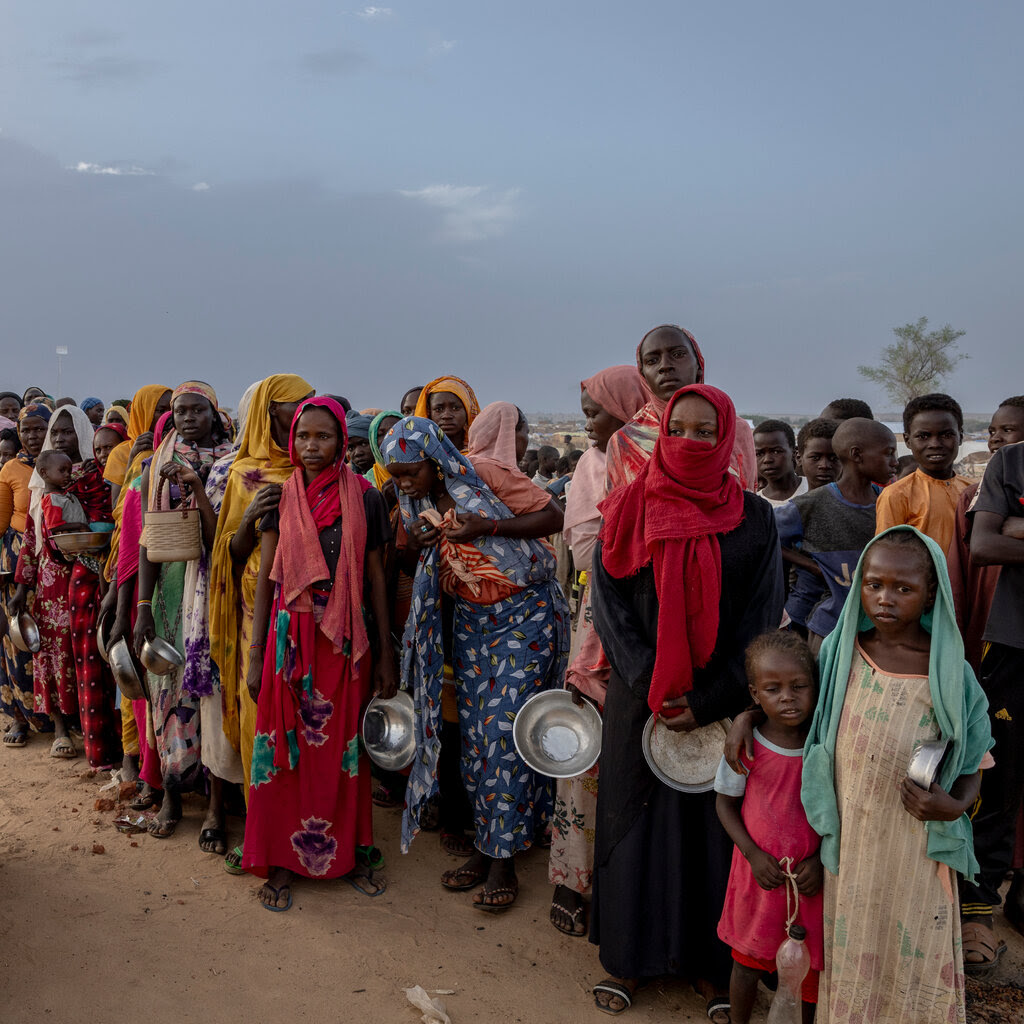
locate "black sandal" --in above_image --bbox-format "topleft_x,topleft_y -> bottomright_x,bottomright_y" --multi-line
198,827 -> 227,855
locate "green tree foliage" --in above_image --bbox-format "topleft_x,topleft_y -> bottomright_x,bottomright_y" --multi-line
858,317 -> 966,406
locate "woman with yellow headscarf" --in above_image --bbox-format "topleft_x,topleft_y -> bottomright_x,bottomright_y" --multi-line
413,376 -> 480,453
209,374 -> 313,852
103,385 -> 172,501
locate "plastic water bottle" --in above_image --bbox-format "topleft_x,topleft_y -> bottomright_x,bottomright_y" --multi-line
765,924 -> 810,1024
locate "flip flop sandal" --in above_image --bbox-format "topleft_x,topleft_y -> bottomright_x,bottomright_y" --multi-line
345,867 -> 387,898
371,783 -> 401,808
147,818 -> 180,839
592,980 -> 639,1016
440,831 -> 475,857
441,866 -> 487,891
962,921 -> 1007,976
473,880 -> 519,912
3,728 -> 28,747
550,900 -> 587,936
356,844 -> 385,870
129,791 -> 160,811
259,883 -> 292,912
49,737 -> 77,759
198,827 -> 227,855
224,846 -> 246,875
706,997 -> 731,1023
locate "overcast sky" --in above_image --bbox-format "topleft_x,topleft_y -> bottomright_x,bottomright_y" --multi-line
2,2 -> 1021,415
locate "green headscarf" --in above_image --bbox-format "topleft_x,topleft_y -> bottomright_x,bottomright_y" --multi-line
365,409 -> 402,489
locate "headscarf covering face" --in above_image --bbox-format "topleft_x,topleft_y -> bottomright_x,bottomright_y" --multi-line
802,527 -> 993,880
28,405 -> 98,553
80,397 -> 103,412
466,401 -> 523,469
581,364 -> 648,425
598,384 -> 744,715
635,325 -> 705,414
366,409 -> 402,490
209,373 -> 314,750
413,376 -> 481,448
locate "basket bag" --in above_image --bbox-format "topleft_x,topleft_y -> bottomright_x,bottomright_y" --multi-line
142,474 -> 201,563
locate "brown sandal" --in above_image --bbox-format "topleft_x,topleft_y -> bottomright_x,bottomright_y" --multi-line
473,879 -> 519,912
441,865 -> 487,891
962,920 -> 1007,976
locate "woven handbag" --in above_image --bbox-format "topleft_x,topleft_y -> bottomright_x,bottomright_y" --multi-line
142,474 -> 201,563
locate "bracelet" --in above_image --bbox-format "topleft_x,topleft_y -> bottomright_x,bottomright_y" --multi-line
490,519 -> 500,535
137,599 -> 152,607
250,641 -> 265,649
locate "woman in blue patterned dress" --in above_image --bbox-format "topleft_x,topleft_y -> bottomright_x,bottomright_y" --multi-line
382,416 -> 569,911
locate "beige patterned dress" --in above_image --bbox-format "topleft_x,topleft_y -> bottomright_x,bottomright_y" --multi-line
820,645 -> 965,1024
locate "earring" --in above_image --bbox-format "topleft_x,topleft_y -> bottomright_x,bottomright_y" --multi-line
436,464 -> 445,480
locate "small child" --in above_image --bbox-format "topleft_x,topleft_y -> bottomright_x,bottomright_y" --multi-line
715,631 -> 823,1024
875,392 -> 972,553
819,397 -> 873,422
795,418 -> 839,490
0,427 -> 20,467
754,419 -> 805,506
776,418 -> 898,654
36,450 -> 89,536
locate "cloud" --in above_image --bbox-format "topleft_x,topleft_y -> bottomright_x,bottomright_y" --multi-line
300,47 -> 369,77
399,184 -> 521,243
192,182 -> 210,192
70,161 -> 155,176
356,6 -> 393,18
55,55 -> 161,87
430,39 -> 457,56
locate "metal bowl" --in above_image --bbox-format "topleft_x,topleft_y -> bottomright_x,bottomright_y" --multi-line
139,636 -> 184,675
907,738 -> 950,789
362,691 -> 416,771
96,613 -> 113,663
52,531 -> 110,554
641,714 -> 730,793
108,638 -> 148,702
512,689 -> 602,778
8,612 -> 41,654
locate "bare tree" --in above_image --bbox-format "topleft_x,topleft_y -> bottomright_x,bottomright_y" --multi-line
858,317 -> 966,406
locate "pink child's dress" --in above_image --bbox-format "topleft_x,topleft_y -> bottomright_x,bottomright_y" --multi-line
715,729 -> 824,979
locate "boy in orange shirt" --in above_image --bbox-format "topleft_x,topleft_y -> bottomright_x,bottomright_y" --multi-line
875,393 -> 971,553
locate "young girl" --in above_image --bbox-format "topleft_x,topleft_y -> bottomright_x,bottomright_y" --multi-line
801,526 -> 992,1022
715,631 -> 822,1024
242,396 -> 397,911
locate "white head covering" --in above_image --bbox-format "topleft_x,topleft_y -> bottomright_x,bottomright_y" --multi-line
28,405 -> 97,553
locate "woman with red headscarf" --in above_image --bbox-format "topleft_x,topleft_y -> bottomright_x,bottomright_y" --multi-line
588,385 -> 783,1020
241,397 -> 397,911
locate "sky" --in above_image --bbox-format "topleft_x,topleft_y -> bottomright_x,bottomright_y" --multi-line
1,2 -> 1022,416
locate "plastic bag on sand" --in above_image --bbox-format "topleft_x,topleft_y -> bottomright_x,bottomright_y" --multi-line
404,986 -> 452,1024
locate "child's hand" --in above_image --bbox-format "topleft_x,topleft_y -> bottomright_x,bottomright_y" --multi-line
899,777 -> 967,822
795,852 -> 823,896
746,848 -> 785,890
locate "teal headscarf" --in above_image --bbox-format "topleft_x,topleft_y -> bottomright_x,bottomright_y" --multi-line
364,410 -> 402,488
801,525 -> 993,881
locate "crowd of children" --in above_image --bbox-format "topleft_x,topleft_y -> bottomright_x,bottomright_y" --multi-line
0,335 -> 1021,1023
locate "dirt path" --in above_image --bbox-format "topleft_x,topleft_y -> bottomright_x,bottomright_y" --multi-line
1,738 -> 1020,1023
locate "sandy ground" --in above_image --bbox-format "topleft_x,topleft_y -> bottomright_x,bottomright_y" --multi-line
1,736 -> 1021,1024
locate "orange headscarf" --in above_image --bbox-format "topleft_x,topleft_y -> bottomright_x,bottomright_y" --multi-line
413,376 -> 480,451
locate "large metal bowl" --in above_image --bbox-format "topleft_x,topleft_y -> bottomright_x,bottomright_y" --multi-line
139,636 -> 184,675
512,689 -> 602,778
52,531 -> 110,554
108,638 -> 148,702
96,613 -> 113,663
641,714 -> 729,793
907,738 -> 950,789
362,691 -> 416,771
8,612 -> 41,654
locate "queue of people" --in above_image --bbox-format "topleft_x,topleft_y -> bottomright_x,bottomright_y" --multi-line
0,326 -> 1021,1024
